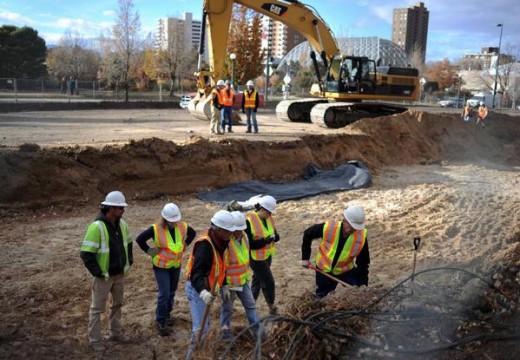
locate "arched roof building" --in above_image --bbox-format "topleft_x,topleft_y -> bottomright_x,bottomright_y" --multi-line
277,37 -> 409,71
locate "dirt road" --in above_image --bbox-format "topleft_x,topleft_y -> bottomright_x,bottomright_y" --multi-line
0,107 -> 519,359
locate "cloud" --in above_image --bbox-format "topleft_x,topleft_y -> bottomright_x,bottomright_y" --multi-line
0,11 -> 36,25
102,10 -> 115,17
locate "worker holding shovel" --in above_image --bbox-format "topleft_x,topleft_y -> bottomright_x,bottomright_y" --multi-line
184,210 -> 235,358
301,205 -> 370,298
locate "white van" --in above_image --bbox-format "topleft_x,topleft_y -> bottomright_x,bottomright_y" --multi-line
466,93 -> 497,108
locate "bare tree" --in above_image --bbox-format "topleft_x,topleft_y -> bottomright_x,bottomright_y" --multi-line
99,0 -> 142,102
46,30 -> 100,82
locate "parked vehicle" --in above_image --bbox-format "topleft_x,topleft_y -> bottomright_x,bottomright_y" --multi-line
180,95 -> 191,109
438,97 -> 464,108
466,93 -> 497,108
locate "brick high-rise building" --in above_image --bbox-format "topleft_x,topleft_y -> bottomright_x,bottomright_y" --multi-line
157,13 -> 201,53
392,2 -> 429,63
261,17 -> 306,60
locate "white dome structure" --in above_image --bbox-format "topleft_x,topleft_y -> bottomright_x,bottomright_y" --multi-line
277,37 -> 409,71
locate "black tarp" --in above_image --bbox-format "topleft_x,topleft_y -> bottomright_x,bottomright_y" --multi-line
197,160 -> 371,204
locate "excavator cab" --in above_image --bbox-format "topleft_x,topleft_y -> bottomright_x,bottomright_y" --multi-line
326,56 -> 376,95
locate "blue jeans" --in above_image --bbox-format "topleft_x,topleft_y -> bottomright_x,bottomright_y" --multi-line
153,266 -> 180,322
245,108 -> 258,132
221,106 -> 233,131
185,281 -> 210,343
220,283 -> 259,331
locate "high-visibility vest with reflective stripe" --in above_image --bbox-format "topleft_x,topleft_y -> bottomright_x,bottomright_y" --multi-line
315,221 -> 367,275
151,222 -> 188,269
224,234 -> 250,287
244,90 -> 257,108
185,233 -> 226,292
220,89 -> 234,106
211,89 -> 223,106
247,212 -> 276,261
81,219 -> 131,278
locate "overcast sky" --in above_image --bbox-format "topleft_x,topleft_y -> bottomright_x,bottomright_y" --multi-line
1,0 -> 518,62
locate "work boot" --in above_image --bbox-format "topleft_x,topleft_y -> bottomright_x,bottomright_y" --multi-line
228,128 -> 233,133
88,341 -> 105,352
246,128 -> 252,133
268,304 -> 278,315
166,317 -> 174,327
109,334 -> 132,343
156,321 -> 170,336
254,128 -> 258,134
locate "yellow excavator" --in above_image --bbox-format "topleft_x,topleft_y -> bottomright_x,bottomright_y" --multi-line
188,0 -> 419,128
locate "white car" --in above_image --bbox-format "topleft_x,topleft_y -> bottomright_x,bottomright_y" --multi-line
179,95 -> 191,109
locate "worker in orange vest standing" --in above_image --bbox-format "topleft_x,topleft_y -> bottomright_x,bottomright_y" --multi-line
135,203 -> 196,336
241,80 -> 260,133
210,80 -> 225,135
476,101 -> 488,128
220,80 -> 235,133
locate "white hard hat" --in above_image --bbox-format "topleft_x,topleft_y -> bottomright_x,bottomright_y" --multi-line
246,80 -> 255,87
231,211 -> 247,231
225,80 -> 231,85
216,79 -> 225,86
101,191 -> 128,207
479,101 -> 484,105
343,205 -> 365,230
161,203 -> 181,222
258,195 -> 277,214
211,210 -> 236,231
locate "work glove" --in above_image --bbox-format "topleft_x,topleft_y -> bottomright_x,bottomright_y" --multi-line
146,247 -> 161,257
221,286 -> 231,303
225,200 -> 242,211
199,289 -> 214,305
301,260 -> 311,268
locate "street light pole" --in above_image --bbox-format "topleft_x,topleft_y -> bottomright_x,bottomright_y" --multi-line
492,23 -> 503,109
230,53 -> 236,89
456,74 -> 462,108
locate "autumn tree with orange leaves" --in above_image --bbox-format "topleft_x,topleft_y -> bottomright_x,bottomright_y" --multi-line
226,5 -> 265,87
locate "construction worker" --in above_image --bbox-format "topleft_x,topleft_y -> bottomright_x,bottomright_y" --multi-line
461,101 -> 473,123
219,211 -> 260,340
210,80 -> 225,135
476,101 -> 488,127
220,80 -> 235,133
245,195 -> 280,315
301,205 -> 370,298
184,210 -> 234,356
241,80 -> 260,133
80,191 -> 133,351
135,203 -> 196,336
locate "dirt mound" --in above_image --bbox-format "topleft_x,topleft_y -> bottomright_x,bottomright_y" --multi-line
0,111 -> 518,209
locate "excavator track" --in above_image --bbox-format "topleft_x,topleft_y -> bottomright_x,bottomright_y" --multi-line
276,98 -> 329,123
310,102 -> 408,128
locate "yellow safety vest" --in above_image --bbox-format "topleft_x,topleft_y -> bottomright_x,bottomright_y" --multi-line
185,233 -> 226,292
247,211 -> 276,261
151,222 -> 188,269
224,234 -> 251,287
244,90 -> 257,108
315,221 -> 367,275
81,219 -> 131,278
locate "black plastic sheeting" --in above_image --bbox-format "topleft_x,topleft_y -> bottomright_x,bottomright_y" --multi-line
197,160 -> 371,204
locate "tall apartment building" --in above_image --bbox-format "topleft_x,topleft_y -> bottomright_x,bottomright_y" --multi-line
157,12 -> 201,53
392,2 -> 429,63
261,17 -> 306,60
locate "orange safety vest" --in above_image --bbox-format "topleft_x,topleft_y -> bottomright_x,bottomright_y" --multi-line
151,222 -> 188,269
211,88 -> 223,106
315,221 -> 367,275
185,233 -> 226,291
247,211 -> 276,261
243,90 -> 257,108
224,234 -> 251,287
220,89 -> 234,106
478,106 -> 487,118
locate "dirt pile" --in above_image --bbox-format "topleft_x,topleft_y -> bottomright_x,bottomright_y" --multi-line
0,110 -> 518,209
